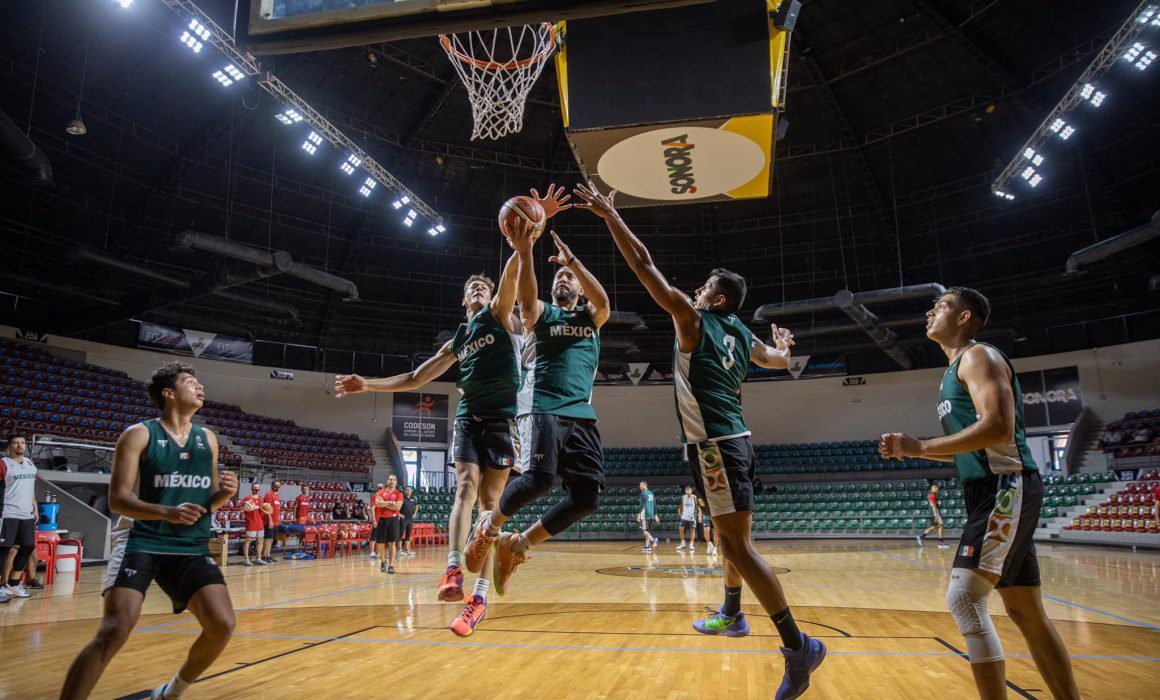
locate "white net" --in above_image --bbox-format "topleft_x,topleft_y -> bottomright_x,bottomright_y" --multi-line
439,23 -> 557,141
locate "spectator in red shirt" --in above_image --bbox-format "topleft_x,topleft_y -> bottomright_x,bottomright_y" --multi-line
293,485 -> 313,525
241,483 -> 267,566
260,481 -> 282,563
372,475 -> 404,574
367,483 -> 384,559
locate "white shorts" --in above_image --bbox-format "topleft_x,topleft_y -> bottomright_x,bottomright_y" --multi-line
245,529 -> 264,539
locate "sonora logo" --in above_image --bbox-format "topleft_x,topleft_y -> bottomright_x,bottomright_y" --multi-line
661,134 -> 697,194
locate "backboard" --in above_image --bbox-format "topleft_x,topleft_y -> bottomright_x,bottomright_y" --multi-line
234,0 -> 715,55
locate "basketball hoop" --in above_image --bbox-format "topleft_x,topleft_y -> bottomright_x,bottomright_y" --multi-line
439,23 -> 558,141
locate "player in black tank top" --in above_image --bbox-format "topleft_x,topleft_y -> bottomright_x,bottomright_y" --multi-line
61,362 -> 239,700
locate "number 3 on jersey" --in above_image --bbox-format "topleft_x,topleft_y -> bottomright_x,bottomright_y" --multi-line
721,335 -> 737,369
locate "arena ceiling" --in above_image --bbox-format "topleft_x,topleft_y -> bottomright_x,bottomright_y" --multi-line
1,0 -> 1158,376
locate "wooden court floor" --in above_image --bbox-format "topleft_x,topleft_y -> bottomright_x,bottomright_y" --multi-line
0,540 -> 1157,699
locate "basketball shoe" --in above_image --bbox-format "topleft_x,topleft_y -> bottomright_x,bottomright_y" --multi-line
438,566 -> 465,602
449,595 -> 487,637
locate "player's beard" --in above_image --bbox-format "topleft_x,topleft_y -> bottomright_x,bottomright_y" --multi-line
552,287 -> 577,305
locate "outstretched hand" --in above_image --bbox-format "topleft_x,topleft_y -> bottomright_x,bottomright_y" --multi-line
771,324 -> 796,352
334,374 -> 367,398
507,215 -> 537,254
573,181 -> 618,219
548,231 -> 575,267
531,184 -> 572,220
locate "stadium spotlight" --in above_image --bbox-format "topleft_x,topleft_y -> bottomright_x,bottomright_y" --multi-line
427,223 -> 446,236
1022,147 -> 1044,166
1137,50 -> 1157,71
993,190 -> 1015,201
212,65 -> 244,87
181,19 -> 211,53
392,195 -> 410,210
1028,174 -> 1042,187
340,154 -> 362,175
1059,125 -> 1076,140
358,177 -> 376,197
301,131 -> 322,155
1021,166 -> 1036,180
1137,5 -> 1159,26
275,109 -> 304,125
116,0 -> 133,7
1079,83 -> 1106,107
403,209 -> 418,227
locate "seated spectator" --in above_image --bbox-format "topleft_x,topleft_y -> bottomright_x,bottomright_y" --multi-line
1131,424 -> 1153,444
332,501 -> 350,520
352,500 -> 368,521
1100,424 -> 1123,449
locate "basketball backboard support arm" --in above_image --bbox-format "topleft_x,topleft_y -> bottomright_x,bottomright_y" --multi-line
160,0 -> 441,224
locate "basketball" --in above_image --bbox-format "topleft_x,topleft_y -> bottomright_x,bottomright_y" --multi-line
498,195 -> 546,241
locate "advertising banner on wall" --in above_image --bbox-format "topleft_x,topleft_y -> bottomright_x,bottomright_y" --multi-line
1017,366 -> 1083,428
391,392 -> 449,443
137,322 -> 253,364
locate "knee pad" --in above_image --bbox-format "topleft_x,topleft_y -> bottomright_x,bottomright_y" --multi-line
946,568 -> 1004,664
498,469 -> 555,516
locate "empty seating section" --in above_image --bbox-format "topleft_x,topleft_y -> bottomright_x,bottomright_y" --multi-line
0,339 -> 369,473
1064,470 -> 1159,533
1099,409 -> 1160,461
603,441 -> 946,478
201,407 -> 372,473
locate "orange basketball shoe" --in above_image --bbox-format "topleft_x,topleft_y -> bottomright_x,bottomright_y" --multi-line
493,531 -> 528,596
449,595 -> 487,637
437,566 -> 465,602
465,511 -> 498,574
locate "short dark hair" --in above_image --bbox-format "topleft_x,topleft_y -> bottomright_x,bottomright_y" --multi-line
710,268 -> 747,313
7,432 -> 28,444
463,274 -> 495,297
146,362 -> 197,409
946,286 -> 991,331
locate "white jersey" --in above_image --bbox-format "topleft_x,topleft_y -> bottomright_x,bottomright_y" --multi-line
680,495 -> 698,521
2,456 -> 38,520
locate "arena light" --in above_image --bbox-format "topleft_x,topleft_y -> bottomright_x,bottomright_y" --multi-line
1137,5 -> 1159,26
1021,166 -> 1036,180
301,131 -> 322,155
392,195 -> 410,210
993,190 -> 1015,201
1124,42 -> 1146,62
358,177 -> 376,197
340,154 -> 362,175
1079,83 -> 1106,107
181,18 -> 211,53
275,108 -> 303,125
1022,147 -> 1044,167
1136,50 -> 1157,70
1060,125 -> 1076,140
1028,173 -> 1043,187
116,0 -> 134,7
427,224 -> 446,236
403,209 -> 418,227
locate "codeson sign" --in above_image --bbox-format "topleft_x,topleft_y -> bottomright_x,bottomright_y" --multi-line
1017,366 -> 1083,428
392,392 -> 449,443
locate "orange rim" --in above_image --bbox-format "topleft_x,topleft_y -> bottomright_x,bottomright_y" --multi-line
440,23 -> 557,72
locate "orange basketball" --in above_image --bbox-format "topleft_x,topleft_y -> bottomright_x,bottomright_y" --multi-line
498,195 -> 546,241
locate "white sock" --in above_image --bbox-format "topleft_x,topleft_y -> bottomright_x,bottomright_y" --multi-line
483,511 -> 500,537
448,551 -> 462,569
158,672 -> 191,699
473,578 -> 490,601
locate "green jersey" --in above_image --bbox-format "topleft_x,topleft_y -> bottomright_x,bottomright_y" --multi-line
674,310 -> 754,443
125,419 -> 215,555
452,306 -> 521,419
640,489 -> 656,518
518,304 -> 600,419
937,343 -> 1038,482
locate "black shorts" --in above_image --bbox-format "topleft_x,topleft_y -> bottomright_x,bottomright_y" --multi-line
402,519 -> 414,540
374,517 -> 402,543
954,470 -> 1043,588
263,526 -> 276,539
451,416 -> 517,470
516,413 -> 605,488
686,436 -> 756,517
0,518 -> 36,549
680,519 -> 695,530
103,537 -> 226,614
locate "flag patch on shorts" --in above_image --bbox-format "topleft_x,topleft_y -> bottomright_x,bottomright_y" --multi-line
959,545 -> 975,557
500,457 -> 512,466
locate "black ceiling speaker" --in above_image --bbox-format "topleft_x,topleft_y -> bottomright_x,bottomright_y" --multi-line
772,0 -> 801,31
